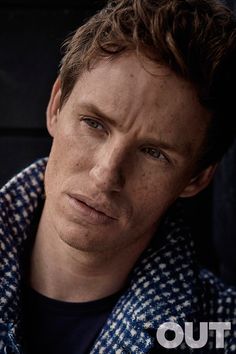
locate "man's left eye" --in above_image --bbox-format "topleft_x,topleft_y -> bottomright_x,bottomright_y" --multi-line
82,117 -> 104,130
141,147 -> 167,161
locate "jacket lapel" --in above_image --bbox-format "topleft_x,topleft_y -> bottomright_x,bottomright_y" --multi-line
0,159 -> 47,353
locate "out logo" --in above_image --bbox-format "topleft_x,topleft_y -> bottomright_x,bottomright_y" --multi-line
156,322 -> 231,349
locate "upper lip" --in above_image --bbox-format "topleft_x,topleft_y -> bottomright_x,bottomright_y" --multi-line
68,193 -> 118,219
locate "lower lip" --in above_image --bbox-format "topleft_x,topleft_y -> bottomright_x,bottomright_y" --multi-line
67,194 -> 114,225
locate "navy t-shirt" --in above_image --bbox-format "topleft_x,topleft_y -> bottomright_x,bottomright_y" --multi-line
22,287 -> 121,354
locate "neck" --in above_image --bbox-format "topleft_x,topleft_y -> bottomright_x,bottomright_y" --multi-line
29,206 -> 153,303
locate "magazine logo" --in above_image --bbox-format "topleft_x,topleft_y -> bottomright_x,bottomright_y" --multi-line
156,322 -> 231,349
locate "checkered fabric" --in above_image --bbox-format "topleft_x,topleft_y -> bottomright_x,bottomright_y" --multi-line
0,159 -> 236,354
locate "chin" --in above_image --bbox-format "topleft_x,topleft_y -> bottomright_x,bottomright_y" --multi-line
57,224 -> 115,253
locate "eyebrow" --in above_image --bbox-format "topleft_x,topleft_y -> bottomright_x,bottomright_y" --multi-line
78,102 -> 193,158
79,102 -> 118,127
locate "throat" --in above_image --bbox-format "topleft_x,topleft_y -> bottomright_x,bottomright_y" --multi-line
29,223 -> 130,303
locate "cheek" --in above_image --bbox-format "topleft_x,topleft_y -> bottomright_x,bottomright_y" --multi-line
134,187 -> 167,219
50,127 -> 90,168
45,130 -> 96,197
130,170 -> 184,220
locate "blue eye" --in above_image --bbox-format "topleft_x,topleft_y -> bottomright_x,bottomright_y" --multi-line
142,147 -> 167,161
82,117 -> 104,130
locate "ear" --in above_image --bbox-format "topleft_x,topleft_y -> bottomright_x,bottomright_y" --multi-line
180,164 -> 218,198
46,77 -> 62,138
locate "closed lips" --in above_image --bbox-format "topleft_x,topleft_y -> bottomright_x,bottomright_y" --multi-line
69,193 -> 117,220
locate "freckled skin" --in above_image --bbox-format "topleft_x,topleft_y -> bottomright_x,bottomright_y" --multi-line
43,53 -> 212,256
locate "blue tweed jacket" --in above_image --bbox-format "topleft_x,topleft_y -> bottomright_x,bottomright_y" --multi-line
0,159 -> 236,354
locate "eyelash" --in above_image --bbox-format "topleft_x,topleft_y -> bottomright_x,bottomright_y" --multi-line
81,116 -> 169,163
141,147 -> 168,162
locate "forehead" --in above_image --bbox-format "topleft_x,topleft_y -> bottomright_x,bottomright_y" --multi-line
65,53 -> 211,158
69,53 -> 208,117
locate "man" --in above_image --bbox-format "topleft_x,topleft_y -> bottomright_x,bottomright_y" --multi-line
0,0 -> 236,353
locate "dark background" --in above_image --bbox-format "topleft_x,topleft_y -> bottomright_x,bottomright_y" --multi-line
0,0 -> 106,184
0,0 -> 235,285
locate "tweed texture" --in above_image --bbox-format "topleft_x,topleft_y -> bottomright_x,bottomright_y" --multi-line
0,159 -> 236,354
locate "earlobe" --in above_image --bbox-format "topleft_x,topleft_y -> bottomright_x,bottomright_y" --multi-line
46,77 -> 62,138
180,164 -> 218,198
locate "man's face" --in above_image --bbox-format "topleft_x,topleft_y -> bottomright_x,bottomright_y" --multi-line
44,53 -> 212,254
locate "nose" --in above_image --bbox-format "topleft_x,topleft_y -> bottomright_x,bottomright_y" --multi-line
89,145 -> 126,193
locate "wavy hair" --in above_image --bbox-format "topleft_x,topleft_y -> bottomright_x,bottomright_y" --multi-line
60,0 -> 236,169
